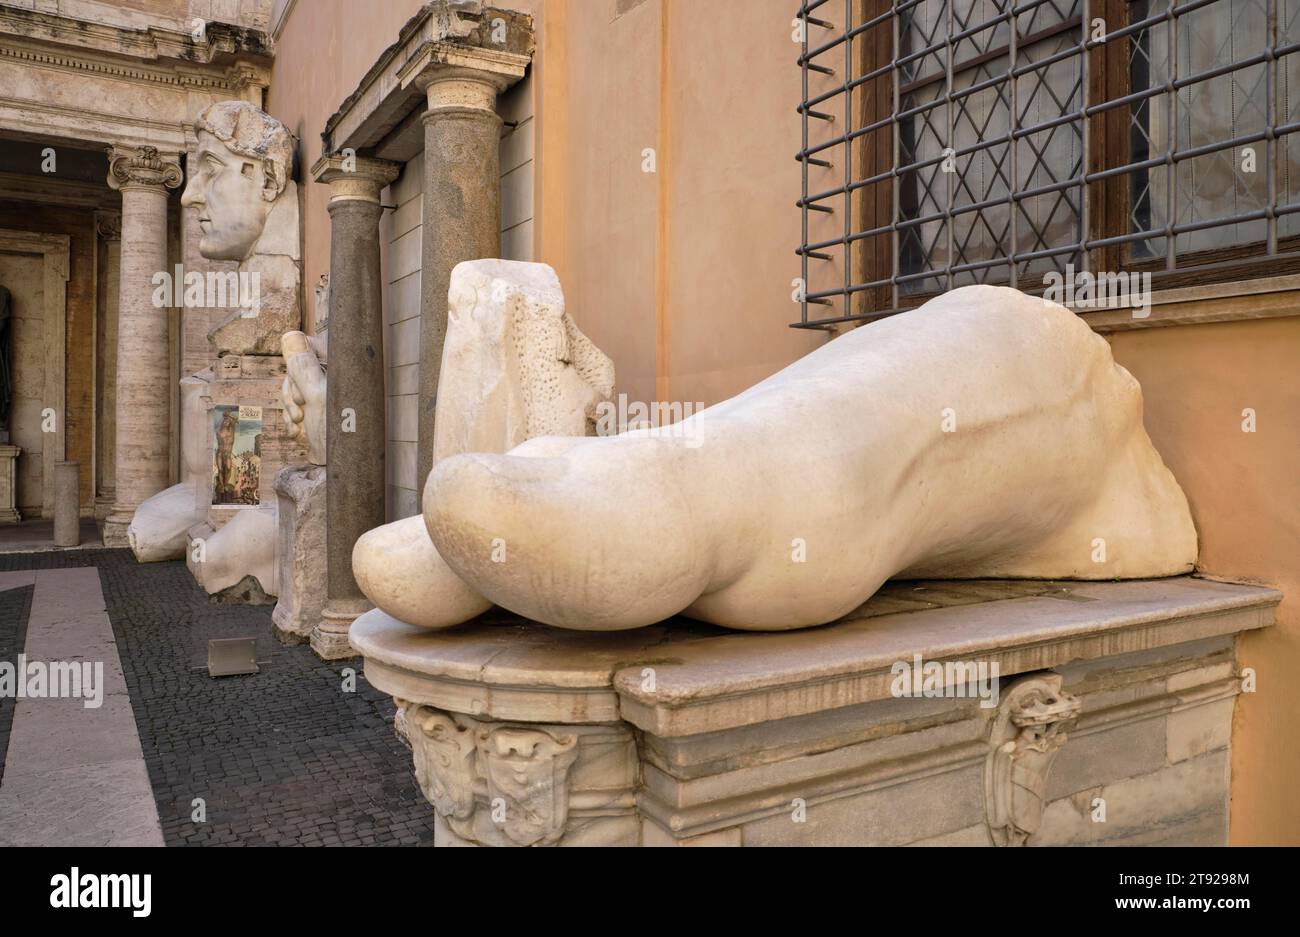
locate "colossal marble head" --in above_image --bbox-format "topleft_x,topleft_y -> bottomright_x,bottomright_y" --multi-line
182,101 -> 295,262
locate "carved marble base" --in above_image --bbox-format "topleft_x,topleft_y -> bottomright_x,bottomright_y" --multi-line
0,445 -> 19,524
351,576 -> 1280,846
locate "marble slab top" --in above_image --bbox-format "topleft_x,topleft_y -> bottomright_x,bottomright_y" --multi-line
351,576 -> 1280,736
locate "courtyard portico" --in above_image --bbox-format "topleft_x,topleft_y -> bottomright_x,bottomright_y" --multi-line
0,2 -> 271,541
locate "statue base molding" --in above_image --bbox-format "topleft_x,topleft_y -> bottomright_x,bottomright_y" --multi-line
311,600 -> 368,661
351,576 -> 1279,847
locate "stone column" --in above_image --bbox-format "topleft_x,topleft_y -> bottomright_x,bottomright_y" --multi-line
103,146 -> 182,547
412,55 -> 527,489
309,155 -> 400,659
94,210 -> 121,521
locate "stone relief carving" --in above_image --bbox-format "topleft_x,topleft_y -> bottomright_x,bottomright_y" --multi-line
478,726 -> 579,846
984,673 -> 1082,846
405,703 -> 580,846
410,709 -> 478,821
351,260 -> 614,631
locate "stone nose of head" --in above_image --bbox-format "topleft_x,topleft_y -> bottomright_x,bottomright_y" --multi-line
180,177 -> 202,208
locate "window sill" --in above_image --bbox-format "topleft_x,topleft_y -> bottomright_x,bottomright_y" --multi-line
1080,275 -> 1300,332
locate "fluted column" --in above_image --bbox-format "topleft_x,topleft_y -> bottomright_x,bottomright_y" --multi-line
412,55 -> 526,490
103,146 -> 181,547
310,154 -> 400,659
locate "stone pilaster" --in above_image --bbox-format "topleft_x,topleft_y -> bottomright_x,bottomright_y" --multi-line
103,146 -> 182,547
309,154 -> 401,659
410,47 -> 528,490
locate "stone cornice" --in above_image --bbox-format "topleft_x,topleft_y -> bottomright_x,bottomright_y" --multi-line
0,5 -> 272,68
0,36 -> 270,94
321,1 -> 532,155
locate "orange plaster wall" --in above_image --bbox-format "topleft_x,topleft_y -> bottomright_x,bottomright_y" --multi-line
1107,317 -> 1300,844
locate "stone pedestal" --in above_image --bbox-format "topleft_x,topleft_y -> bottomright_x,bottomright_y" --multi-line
351,576 -> 1280,847
103,146 -> 182,547
53,461 -> 79,546
310,154 -> 400,659
0,445 -> 19,524
271,464 -> 327,644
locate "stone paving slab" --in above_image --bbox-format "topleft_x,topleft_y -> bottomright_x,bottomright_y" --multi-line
0,759 -> 164,847
0,579 -> 34,785
0,567 -> 163,846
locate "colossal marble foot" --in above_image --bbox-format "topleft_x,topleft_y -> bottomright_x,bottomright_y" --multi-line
425,285 -> 1198,632
353,516 -> 491,628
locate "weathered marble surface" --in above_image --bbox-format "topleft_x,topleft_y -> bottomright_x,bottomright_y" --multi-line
425,285 -> 1198,632
351,575 -> 1279,847
280,330 -> 326,466
352,260 -> 613,631
271,464 -> 326,642
186,100 -> 301,356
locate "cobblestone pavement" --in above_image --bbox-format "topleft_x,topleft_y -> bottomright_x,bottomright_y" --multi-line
0,549 -> 433,846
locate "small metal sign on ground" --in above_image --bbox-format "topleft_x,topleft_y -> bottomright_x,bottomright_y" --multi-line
208,637 -> 259,677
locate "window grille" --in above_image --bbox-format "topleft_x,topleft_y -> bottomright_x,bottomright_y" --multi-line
795,0 -> 1300,328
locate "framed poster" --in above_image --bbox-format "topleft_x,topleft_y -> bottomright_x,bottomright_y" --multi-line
212,404 -> 263,505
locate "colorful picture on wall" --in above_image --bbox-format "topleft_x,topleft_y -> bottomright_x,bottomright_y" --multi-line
212,404 -> 263,505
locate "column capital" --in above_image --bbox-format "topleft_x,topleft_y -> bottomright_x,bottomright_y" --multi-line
106,145 -> 182,192
310,154 -> 401,204
400,41 -> 530,112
